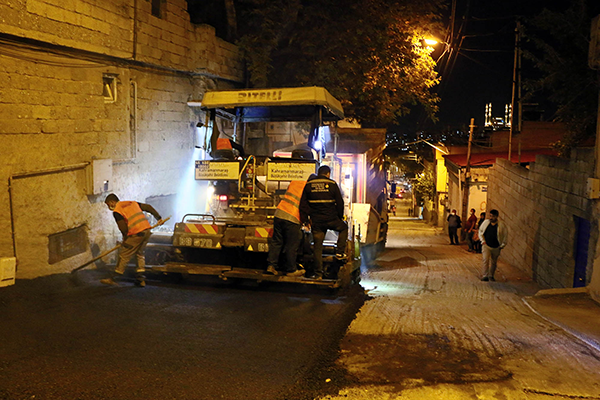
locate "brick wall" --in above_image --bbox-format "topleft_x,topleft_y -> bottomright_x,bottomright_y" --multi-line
0,0 -> 242,79
486,150 -> 596,288
0,0 -> 243,278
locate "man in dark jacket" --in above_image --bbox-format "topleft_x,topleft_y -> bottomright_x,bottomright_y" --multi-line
300,165 -> 348,280
447,209 -> 461,245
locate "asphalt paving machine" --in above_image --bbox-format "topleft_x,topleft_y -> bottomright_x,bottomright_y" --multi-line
149,87 -> 364,288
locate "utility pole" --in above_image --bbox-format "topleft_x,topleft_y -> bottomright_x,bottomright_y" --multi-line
462,118 -> 475,224
509,20 -> 521,162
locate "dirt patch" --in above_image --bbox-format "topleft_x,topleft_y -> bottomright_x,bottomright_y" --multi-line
370,256 -> 421,271
338,332 -> 512,389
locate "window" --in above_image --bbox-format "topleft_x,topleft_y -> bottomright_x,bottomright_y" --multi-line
103,75 -> 117,103
151,0 -> 162,18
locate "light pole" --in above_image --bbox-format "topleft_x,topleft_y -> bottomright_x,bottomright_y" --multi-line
509,20 -> 522,162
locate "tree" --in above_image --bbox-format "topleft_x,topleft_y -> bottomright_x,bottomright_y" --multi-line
412,166 -> 435,203
236,0 -> 444,126
523,0 -> 600,156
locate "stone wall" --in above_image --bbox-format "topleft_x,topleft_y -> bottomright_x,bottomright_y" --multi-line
486,150 -> 596,288
0,0 -> 242,79
0,0 -> 243,278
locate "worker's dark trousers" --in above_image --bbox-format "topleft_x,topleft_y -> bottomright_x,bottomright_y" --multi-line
448,227 -> 459,244
267,218 -> 302,272
115,230 -> 152,279
312,219 -> 348,276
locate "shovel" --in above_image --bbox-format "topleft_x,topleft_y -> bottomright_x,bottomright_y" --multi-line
70,217 -> 170,278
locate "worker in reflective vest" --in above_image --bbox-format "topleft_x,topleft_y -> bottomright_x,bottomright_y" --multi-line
101,193 -> 163,287
215,137 -> 245,158
300,165 -> 348,280
266,180 -> 307,277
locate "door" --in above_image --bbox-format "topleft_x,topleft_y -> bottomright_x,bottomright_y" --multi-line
573,216 -> 590,288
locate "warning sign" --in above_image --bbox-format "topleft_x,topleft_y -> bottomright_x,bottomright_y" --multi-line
267,162 -> 315,181
195,161 -> 239,180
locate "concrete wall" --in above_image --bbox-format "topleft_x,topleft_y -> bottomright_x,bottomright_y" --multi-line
486,150 -> 596,289
0,0 -> 243,278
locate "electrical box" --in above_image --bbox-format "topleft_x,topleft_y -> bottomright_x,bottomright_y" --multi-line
0,257 -> 16,287
587,177 -> 600,199
86,159 -> 112,195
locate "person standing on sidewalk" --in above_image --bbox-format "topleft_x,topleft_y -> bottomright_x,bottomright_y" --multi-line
478,209 -> 508,281
464,208 -> 478,252
300,165 -> 348,280
473,212 -> 486,253
265,180 -> 307,277
101,194 -> 163,287
447,209 -> 462,245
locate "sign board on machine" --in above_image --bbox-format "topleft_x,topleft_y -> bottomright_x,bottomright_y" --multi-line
195,161 -> 239,180
267,163 -> 315,181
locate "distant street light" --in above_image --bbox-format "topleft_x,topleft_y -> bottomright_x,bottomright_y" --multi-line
424,38 -> 439,46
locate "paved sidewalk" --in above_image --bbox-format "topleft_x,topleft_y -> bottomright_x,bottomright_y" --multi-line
523,288 -> 600,353
320,218 -> 600,400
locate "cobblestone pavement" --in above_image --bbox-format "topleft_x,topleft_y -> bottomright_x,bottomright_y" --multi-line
319,218 -> 600,400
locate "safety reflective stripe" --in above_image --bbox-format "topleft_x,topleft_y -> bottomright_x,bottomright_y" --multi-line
184,224 -> 218,234
308,199 -> 335,203
254,228 -> 273,238
128,212 -> 147,230
114,201 -> 151,236
276,181 -> 305,223
285,191 -> 302,202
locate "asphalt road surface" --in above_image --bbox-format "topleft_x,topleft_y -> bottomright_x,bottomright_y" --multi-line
0,272 -> 365,400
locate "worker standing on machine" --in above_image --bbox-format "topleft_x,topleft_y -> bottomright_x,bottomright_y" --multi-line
300,165 -> 348,280
101,193 -> 163,287
266,181 -> 307,277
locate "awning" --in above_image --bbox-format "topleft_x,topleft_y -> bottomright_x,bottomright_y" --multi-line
444,148 -> 557,168
188,86 -> 345,122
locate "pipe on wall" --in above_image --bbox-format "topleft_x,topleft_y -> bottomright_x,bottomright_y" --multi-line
131,80 -> 138,158
8,162 -> 90,258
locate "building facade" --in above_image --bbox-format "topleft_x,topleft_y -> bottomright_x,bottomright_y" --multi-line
0,0 -> 243,278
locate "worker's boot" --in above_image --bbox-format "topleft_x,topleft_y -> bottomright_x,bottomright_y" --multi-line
266,265 -> 279,275
335,253 -> 347,261
100,276 -> 120,286
135,273 -> 146,287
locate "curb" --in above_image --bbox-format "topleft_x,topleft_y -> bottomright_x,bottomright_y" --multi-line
533,287 -> 588,297
521,296 -> 600,354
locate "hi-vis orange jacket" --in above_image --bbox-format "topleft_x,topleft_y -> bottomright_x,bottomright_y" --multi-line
216,138 -> 233,149
274,181 -> 307,225
113,201 -> 152,235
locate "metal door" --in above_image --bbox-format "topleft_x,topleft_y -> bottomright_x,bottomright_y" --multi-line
573,216 -> 590,288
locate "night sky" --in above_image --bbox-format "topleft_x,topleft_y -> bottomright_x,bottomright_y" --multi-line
431,0 -> 594,131
185,1 -> 599,134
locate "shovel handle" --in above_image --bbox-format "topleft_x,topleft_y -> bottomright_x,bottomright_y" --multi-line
71,244 -> 121,273
152,216 -> 170,229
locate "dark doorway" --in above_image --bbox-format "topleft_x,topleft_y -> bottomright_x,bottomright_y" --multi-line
573,216 -> 590,288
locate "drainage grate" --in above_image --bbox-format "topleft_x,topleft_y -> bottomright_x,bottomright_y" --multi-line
48,225 -> 88,264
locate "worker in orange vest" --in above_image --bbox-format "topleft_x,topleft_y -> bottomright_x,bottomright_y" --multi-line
101,193 -> 163,287
266,180 -> 307,276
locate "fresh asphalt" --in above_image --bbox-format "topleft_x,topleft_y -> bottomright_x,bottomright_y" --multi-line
0,271 -> 365,400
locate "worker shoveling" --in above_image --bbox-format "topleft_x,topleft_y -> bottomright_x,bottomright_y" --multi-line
70,193 -> 169,287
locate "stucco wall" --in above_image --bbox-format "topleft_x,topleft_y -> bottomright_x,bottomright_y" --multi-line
0,0 -> 243,278
486,150 -> 596,289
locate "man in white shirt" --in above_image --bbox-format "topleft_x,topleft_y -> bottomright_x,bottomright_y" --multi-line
478,209 -> 508,281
